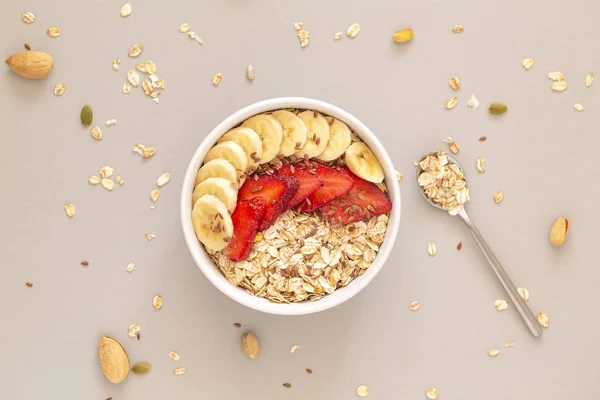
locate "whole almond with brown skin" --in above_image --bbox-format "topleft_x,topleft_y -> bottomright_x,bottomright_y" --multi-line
550,217 -> 569,247
241,332 -> 260,359
5,51 -> 53,79
98,334 -> 130,384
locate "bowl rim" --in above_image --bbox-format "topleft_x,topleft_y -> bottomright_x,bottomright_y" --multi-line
181,97 -> 401,315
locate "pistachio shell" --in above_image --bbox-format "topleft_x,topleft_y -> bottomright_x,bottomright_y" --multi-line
98,334 -> 130,384
5,51 -> 53,79
241,332 -> 260,359
550,217 -> 569,247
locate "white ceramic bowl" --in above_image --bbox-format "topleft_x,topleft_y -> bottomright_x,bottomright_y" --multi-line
181,97 -> 401,315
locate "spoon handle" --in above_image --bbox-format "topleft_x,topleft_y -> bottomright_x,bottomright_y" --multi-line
458,209 -> 543,337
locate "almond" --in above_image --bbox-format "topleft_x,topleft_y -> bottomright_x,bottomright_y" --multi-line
5,51 -> 53,79
98,334 -> 130,384
241,332 -> 260,359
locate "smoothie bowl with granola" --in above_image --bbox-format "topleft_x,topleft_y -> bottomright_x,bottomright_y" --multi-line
181,98 -> 400,315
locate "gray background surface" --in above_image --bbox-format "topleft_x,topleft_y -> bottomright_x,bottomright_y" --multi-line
1,0 -> 598,399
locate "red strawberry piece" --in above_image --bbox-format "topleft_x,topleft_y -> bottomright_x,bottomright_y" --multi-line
223,197 -> 266,261
238,175 -> 299,230
276,164 -> 323,208
321,167 -> 392,224
299,164 -> 354,212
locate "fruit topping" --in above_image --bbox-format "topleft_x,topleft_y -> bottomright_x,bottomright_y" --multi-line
299,164 -> 354,212
224,197 -> 266,261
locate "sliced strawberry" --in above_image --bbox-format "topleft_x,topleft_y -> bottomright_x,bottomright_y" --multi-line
223,198 -> 266,261
238,175 -> 299,230
276,164 -> 323,208
321,167 -> 392,224
299,164 -> 354,212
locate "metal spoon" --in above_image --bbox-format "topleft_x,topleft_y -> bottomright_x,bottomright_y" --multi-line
416,152 -> 543,337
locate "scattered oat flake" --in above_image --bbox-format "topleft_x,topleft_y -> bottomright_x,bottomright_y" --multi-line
452,25 -> 464,33
538,312 -> 549,328
174,368 -> 187,375
212,73 -> 223,86
47,27 -> 61,37
142,81 -> 153,96
283,383 -> 292,389
152,295 -> 163,309
448,141 -> 459,154
156,173 -> 171,187
517,287 -> 529,302
101,178 -> 114,191
179,23 -> 190,33
133,144 -> 157,159
290,344 -> 300,353
115,176 -> 125,185
128,44 -> 144,57
54,83 -> 66,96
574,103 -> 584,112
126,263 -> 136,272
293,22 -> 303,30
120,3 -> 132,17
334,32 -> 343,40
246,64 -> 255,81
91,126 -> 103,140
89,175 -> 101,185
426,387 -> 439,400
395,170 -> 403,181
145,232 -> 155,241
448,76 -> 461,90
494,299 -> 509,311
551,80 -> 568,92
445,96 -> 458,109
409,301 -> 420,311
99,166 -> 114,179
585,73 -> 594,87
123,82 -> 131,93
427,242 -> 437,257
297,29 -> 310,47
112,58 -> 120,71
127,69 -> 140,87
150,189 -> 160,202
488,348 -> 500,357
467,93 -> 479,111
64,203 -> 75,217
493,191 -> 504,204
476,157 -> 486,172
106,119 -> 117,126
356,385 -> 369,397
505,340 -> 514,348
547,71 -> 564,81
128,323 -> 140,337
22,12 -> 35,24
346,23 -> 360,38
522,58 -> 534,70
169,351 -> 180,361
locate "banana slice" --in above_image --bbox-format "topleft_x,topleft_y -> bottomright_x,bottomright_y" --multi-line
218,127 -> 263,169
204,141 -> 248,182
195,158 -> 240,188
344,142 -> 384,183
192,194 -> 233,251
317,118 -> 352,161
192,177 -> 238,212
294,111 -> 330,159
271,110 -> 308,157
241,114 -> 283,164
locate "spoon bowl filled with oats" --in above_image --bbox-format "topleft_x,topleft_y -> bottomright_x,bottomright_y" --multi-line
182,98 -> 401,315
416,151 -> 543,337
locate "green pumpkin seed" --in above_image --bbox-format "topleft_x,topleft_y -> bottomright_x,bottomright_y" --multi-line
131,362 -> 152,374
81,105 -> 93,126
488,103 -> 507,115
